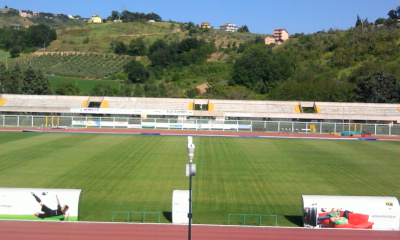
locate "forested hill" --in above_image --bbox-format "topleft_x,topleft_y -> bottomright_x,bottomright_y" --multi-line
244,24 -> 400,103
0,6 -> 399,103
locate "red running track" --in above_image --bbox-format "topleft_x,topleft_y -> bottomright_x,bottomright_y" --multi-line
2,127 -> 400,141
0,221 -> 399,240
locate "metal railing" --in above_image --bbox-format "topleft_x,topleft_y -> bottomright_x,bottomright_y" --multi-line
228,214 -> 278,226
1,115 -> 399,136
111,211 -> 161,223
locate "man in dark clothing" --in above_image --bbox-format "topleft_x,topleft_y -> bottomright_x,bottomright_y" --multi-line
32,192 -> 69,221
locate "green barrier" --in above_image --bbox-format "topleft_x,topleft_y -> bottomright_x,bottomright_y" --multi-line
111,211 -> 161,223
227,214 -> 278,226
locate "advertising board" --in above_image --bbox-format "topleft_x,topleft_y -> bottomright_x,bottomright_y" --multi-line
172,190 -> 189,224
302,195 -> 399,230
0,188 -> 81,221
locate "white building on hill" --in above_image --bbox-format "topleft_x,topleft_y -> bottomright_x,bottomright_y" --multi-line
219,23 -> 238,32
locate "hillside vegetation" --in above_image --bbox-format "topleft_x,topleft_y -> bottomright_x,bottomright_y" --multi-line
48,22 -> 183,53
261,26 -> 400,102
0,15 -> 34,28
1,6 -> 399,102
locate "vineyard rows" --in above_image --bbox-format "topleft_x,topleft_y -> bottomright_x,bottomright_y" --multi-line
17,53 -> 132,79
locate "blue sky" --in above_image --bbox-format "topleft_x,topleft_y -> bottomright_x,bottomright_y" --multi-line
3,0 -> 399,34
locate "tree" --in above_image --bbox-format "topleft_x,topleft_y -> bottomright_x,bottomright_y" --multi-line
157,83 -> 167,97
178,38 -> 201,53
123,59 -> 149,83
82,36 -> 89,44
238,25 -> 249,33
0,63 -> 8,93
182,21 -> 196,30
22,67 -> 52,95
143,82 -> 159,97
55,83 -> 80,95
10,47 -> 20,58
148,39 -> 172,67
176,38 -> 215,66
204,80 -> 229,99
90,83 -> 120,96
165,82 -> 186,98
113,41 -> 127,55
226,85 -> 256,100
375,18 -> 386,25
132,83 -> 144,97
230,44 -> 297,94
185,87 -> 201,98
6,65 -> 23,94
386,6 -> 400,26
353,70 -> 399,103
109,11 -> 120,21
25,24 -> 57,49
127,38 -> 147,56
355,15 -> 362,27
388,6 -> 400,19
146,12 -> 162,22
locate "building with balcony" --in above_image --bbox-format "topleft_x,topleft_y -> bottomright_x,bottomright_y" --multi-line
219,23 -> 238,32
265,29 -> 290,45
201,22 -> 211,28
89,14 -> 102,23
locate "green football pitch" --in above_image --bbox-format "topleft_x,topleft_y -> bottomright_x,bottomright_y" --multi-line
0,132 -> 399,226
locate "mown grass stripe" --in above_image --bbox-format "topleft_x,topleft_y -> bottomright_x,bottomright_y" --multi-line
0,133 -> 398,226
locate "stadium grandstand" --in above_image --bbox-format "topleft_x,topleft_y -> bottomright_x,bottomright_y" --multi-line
0,94 -> 399,123
0,94 -> 400,136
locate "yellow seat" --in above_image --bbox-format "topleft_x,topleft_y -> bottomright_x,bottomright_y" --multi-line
310,124 -> 316,133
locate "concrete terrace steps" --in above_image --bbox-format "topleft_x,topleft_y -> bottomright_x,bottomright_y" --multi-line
0,94 -> 399,122
212,103 -> 296,113
106,98 -> 190,110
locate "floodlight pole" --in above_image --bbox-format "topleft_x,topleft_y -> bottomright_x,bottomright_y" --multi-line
187,136 -> 196,240
188,164 -> 193,240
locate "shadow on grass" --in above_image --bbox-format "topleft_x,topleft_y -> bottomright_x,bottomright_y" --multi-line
284,215 -> 303,227
163,211 -> 172,223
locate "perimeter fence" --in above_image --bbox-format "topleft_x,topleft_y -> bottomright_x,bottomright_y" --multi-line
1,115 -> 399,136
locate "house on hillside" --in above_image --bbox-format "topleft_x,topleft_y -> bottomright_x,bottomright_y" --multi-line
19,11 -> 32,18
89,14 -> 102,23
265,29 -> 290,45
0,8 -> 11,14
219,23 -> 238,32
264,36 -> 275,45
274,29 -> 290,44
1,7 -> 19,14
201,22 -> 211,28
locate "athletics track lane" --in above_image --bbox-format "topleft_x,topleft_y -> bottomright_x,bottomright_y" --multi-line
2,127 -> 400,141
0,221 -> 399,240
